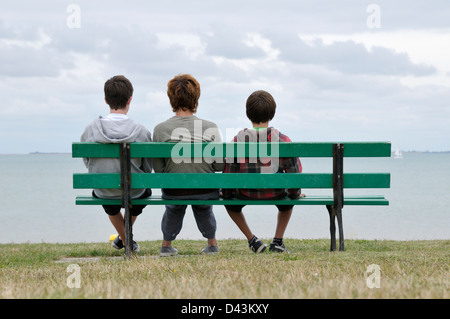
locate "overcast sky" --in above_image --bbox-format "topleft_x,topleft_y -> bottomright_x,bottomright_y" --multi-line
1,0 -> 449,153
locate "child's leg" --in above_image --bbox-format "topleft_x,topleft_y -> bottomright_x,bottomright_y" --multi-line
109,213 -> 126,242
192,205 -> 218,246
161,205 -> 187,247
103,204 -> 127,241
109,213 -> 138,243
274,206 -> 293,239
225,205 -> 254,241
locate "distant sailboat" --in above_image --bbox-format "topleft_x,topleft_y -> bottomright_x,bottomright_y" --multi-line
394,149 -> 403,159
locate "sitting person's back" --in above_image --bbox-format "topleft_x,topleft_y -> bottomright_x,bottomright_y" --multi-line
80,75 -> 152,252
153,113 -> 223,195
222,90 -> 304,254
153,74 -> 223,256
222,126 -> 301,200
82,111 -> 152,199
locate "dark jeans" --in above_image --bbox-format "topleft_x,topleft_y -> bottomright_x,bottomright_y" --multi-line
161,190 -> 219,241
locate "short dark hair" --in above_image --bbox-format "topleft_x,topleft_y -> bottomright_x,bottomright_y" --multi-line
167,74 -> 201,113
246,90 -> 276,124
104,75 -> 133,110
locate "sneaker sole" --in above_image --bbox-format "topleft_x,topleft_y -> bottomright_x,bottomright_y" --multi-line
201,250 -> 219,255
112,242 -> 140,252
269,245 -> 290,253
159,252 -> 178,257
111,243 -> 123,250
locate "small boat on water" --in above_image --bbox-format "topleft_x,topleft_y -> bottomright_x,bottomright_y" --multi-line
394,149 -> 403,159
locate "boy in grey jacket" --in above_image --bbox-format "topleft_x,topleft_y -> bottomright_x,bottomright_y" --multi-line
80,75 -> 152,252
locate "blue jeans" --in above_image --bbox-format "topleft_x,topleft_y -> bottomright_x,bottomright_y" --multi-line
161,190 -> 219,241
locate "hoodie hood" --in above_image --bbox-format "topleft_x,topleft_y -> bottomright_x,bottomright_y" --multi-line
235,127 -> 280,143
80,115 -> 153,199
89,117 -> 144,143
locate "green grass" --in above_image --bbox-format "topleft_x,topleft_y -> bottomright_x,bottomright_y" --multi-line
0,239 -> 448,299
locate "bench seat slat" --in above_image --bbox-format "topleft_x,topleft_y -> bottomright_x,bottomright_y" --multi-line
75,195 -> 389,206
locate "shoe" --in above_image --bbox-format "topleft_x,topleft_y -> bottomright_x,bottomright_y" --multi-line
269,241 -> 290,253
132,241 -> 140,253
201,245 -> 219,255
160,246 -> 178,257
248,236 -> 267,253
112,236 -> 140,252
112,235 -> 124,250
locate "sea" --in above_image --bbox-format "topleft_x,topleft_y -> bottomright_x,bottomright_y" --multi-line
0,152 -> 449,244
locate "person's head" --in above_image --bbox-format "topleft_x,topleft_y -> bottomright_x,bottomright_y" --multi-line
246,90 -> 276,124
167,74 -> 201,113
104,75 -> 134,110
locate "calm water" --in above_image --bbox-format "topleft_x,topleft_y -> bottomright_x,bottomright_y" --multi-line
0,152 -> 448,244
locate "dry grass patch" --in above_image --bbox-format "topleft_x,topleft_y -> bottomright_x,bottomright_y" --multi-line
0,239 -> 448,298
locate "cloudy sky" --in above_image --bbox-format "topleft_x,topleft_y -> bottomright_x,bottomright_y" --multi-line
1,0 -> 449,154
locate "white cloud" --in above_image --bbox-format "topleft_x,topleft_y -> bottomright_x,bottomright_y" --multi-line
2,27 -> 51,49
156,33 -> 206,59
298,30 -> 450,87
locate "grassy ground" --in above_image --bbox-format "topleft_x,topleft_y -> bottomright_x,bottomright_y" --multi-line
0,239 -> 448,299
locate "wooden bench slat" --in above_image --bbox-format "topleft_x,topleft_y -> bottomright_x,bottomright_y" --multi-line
73,172 -> 390,189
72,143 -> 120,158
75,195 -> 389,206
73,173 -> 121,189
72,142 -> 392,158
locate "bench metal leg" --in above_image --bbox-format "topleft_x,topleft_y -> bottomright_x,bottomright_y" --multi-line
336,206 -> 344,251
329,143 -> 345,252
124,205 -> 133,258
326,205 -> 345,252
326,205 -> 336,251
120,143 -> 133,259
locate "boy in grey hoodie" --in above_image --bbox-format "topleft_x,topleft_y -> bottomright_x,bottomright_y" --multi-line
80,75 -> 152,252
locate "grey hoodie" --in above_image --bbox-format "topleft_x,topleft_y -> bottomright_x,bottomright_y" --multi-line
81,116 -> 153,199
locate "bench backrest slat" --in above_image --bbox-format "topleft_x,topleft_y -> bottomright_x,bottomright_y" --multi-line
73,172 -> 390,189
72,142 -> 392,158
72,141 -> 391,191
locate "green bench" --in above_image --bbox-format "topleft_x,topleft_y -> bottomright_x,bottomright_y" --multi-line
72,141 -> 391,257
